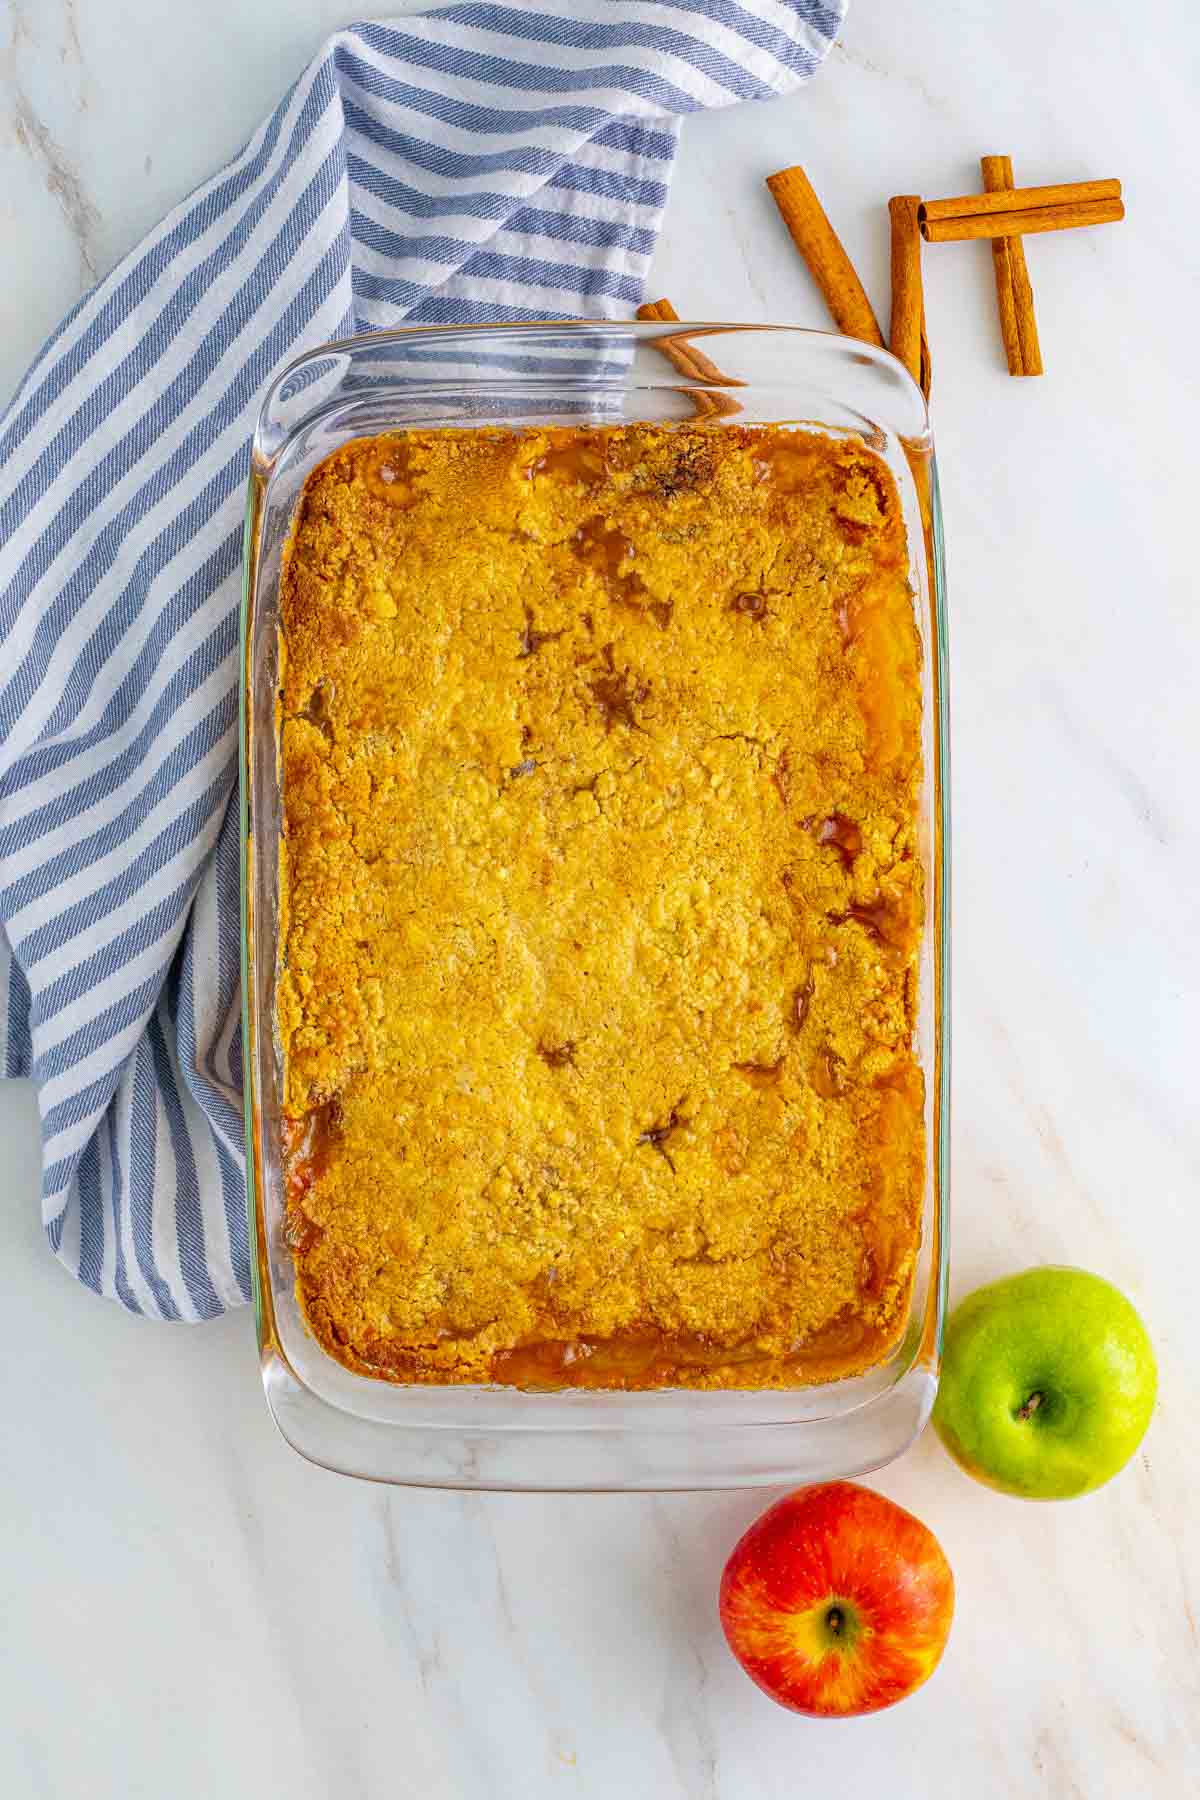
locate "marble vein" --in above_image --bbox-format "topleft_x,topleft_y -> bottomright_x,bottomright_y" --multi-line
8,0 -> 99,279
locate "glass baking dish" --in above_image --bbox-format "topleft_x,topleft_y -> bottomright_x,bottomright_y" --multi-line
239,322 -> 949,1491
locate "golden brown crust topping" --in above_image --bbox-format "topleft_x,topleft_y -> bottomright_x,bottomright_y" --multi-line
278,424 -> 924,1389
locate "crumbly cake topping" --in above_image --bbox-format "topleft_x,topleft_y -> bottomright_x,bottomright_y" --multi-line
277,424 -> 924,1389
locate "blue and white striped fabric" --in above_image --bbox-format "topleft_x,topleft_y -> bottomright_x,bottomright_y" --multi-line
0,0 -> 845,1320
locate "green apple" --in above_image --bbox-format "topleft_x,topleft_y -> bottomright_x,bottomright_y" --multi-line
932,1266 -> 1156,1499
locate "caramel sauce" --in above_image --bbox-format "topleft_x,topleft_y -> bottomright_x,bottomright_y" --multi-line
284,1207 -> 324,1257
284,1096 -> 343,1199
490,1314 -> 881,1390
829,892 -> 915,952
837,461 -> 889,521
855,1197 -> 909,1305
809,1047 -> 845,1099
873,1061 -> 925,1107
283,1097 -> 344,1252
493,1329 -> 765,1391
537,1040 -> 577,1070
517,607 -> 563,659
732,1058 -> 783,1089
573,516 -> 647,609
751,440 -> 826,493
492,1335 -> 660,1389
588,644 -> 649,733
814,812 -> 862,869
368,447 -> 418,506
572,517 -> 672,629
786,1307 -> 870,1369
858,1232 -> 897,1303
838,589 -> 915,771
528,441 -> 608,487
302,679 -> 335,740
791,975 -> 814,1032
353,1335 -> 424,1375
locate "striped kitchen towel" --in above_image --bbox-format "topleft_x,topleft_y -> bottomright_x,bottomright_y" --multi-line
0,0 -> 845,1320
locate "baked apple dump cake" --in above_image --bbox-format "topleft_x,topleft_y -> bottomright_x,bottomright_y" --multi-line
277,423 -> 924,1389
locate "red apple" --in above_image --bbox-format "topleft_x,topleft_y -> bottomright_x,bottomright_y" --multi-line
719,1481 -> 954,1717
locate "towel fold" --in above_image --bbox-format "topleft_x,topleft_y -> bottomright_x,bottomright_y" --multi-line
0,0 -> 844,1319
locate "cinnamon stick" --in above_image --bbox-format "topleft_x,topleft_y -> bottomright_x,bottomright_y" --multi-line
635,299 -> 742,417
766,165 -> 885,347
981,159 -> 1024,374
635,299 -> 740,386
922,177 -> 1120,223
981,155 -> 1042,378
921,196 -> 1123,243
887,196 -> 929,400
636,297 -> 680,323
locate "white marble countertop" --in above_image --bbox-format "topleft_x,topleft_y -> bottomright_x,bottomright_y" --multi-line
3,2 -> 1199,1795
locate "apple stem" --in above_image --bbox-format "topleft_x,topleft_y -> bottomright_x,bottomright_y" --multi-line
825,1607 -> 845,1636
1017,1390 -> 1044,1422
